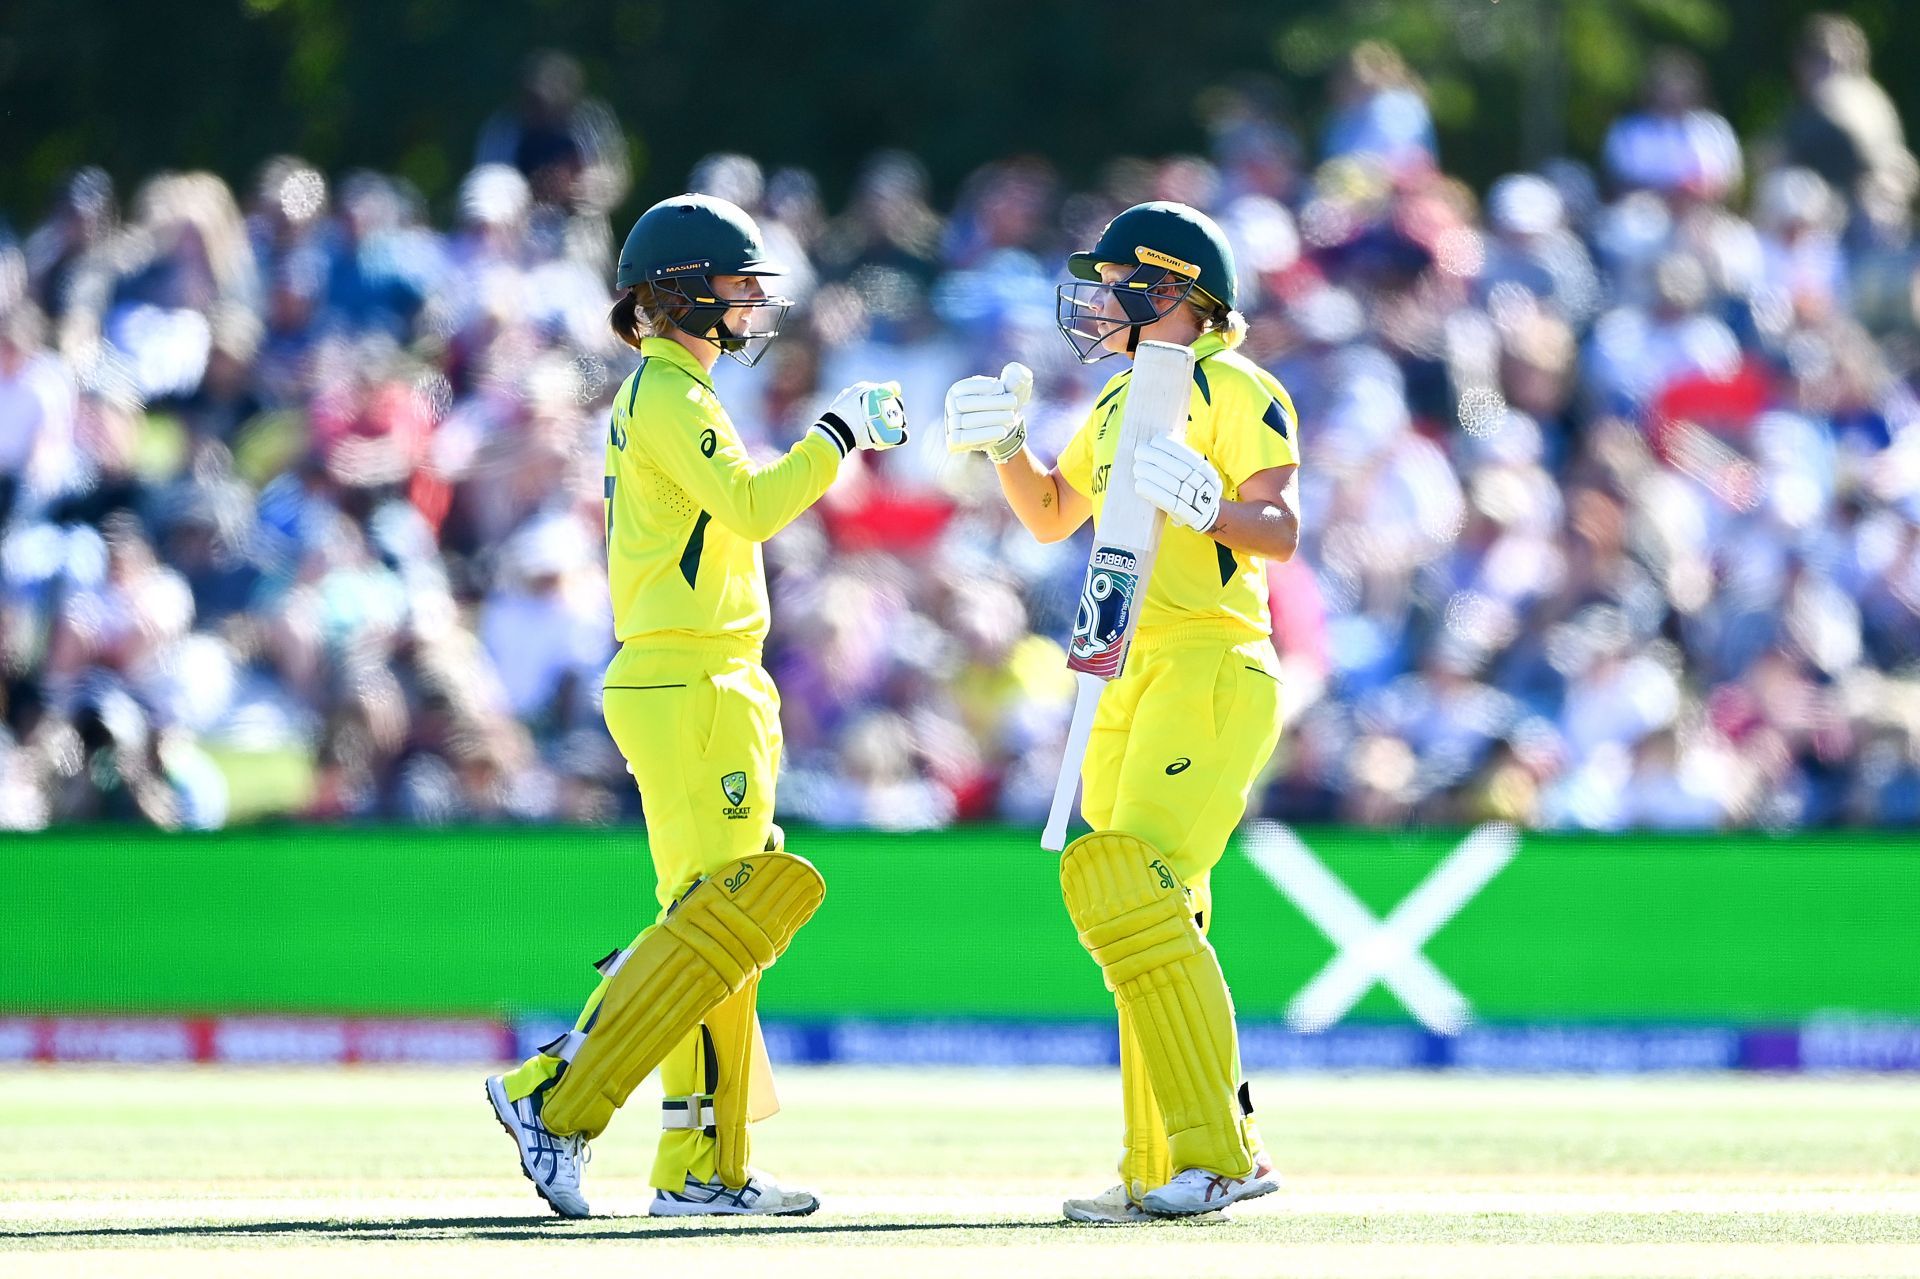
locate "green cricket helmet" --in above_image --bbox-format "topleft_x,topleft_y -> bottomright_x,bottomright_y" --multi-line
1057,201 -> 1238,362
615,193 -> 791,366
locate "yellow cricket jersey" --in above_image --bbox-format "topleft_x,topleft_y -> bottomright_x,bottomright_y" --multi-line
1056,331 -> 1300,637
603,337 -> 842,646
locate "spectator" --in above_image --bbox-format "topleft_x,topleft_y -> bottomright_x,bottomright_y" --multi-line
1780,14 -> 1918,223
474,49 -> 631,230
1480,173 -> 1603,327
1753,167 -> 1849,320
1323,42 -> 1435,174
478,512 -> 610,726
1602,49 -> 1743,201
5,36 -> 1920,834
23,167 -> 115,327
0,304 -> 73,526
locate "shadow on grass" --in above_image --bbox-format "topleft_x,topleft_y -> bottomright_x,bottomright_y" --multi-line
15,1211 -> 1915,1249
2,1215 -> 1080,1244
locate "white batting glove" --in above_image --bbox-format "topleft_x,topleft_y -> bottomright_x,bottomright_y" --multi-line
1134,437 -> 1223,532
812,381 -> 909,454
944,362 -> 1033,465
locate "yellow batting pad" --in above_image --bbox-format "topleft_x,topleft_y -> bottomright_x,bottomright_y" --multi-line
1118,1002 -> 1170,1199
1060,831 -> 1254,1179
650,975 -> 768,1192
540,851 -> 824,1139
707,975 -> 763,1187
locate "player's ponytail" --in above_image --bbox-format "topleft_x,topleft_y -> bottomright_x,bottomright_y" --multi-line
608,284 -> 679,351
1192,296 -> 1249,350
609,288 -> 645,350
1215,308 -> 1249,350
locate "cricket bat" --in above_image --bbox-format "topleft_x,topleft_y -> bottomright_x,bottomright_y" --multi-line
1041,339 -> 1195,851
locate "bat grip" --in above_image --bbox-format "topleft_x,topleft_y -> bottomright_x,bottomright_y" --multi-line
1041,672 -> 1106,852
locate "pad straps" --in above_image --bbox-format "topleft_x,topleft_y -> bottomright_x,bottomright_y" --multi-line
661,1094 -> 717,1130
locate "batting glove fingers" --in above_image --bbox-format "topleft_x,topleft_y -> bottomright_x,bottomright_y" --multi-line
1133,436 -> 1223,532
945,363 -> 1032,465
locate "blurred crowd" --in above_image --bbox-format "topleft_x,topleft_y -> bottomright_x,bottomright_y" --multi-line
4,18 -> 1920,833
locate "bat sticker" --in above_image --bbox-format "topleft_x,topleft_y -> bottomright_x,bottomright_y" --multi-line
1068,545 -> 1141,679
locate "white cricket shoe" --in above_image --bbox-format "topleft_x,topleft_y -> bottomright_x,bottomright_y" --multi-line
1140,1157 -> 1279,1217
1062,1183 -> 1149,1224
486,1074 -> 590,1218
649,1170 -> 820,1217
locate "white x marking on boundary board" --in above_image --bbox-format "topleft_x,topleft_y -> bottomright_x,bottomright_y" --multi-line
1240,821 -> 1520,1035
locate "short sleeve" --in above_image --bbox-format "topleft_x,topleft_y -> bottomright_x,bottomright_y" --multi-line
1205,371 -> 1299,490
1056,415 -> 1095,497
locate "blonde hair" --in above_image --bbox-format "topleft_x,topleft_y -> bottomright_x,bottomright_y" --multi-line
134,172 -> 255,302
1348,40 -> 1424,95
608,283 -> 679,350
1192,296 -> 1249,350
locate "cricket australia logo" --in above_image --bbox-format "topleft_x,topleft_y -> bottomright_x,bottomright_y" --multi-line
720,770 -> 751,820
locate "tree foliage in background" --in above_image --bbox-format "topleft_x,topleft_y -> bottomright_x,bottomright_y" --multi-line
1,0 -> 1913,226
1274,0 -> 1732,163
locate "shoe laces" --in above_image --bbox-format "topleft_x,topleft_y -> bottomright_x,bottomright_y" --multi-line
529,1120 -> 588,1186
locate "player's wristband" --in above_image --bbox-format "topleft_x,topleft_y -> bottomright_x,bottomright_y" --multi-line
986,420 -> 1027,465
811,416 -> 854,457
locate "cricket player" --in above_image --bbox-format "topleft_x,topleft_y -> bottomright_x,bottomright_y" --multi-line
486,193 -> 909,1218
946,202 -> 1301,1221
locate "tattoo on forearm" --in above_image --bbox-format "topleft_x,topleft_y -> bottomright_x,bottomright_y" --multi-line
1041,490 -> 1052,508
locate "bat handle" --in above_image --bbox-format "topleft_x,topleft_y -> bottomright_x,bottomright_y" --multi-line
1041,672 -> 1106,852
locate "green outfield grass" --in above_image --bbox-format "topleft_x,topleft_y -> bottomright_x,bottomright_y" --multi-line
3,1067 -> 1918,1278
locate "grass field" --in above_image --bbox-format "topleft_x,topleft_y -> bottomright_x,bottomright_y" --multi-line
4,1066 -> 1918,1278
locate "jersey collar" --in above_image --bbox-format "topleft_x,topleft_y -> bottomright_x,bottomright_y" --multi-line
639,336 -> 717,391
1126,332 -> 1225,383
1189,331 -> 1230,362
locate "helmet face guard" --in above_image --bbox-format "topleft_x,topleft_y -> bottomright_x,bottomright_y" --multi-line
1055,264 -> 1197,363
651,272 -> 793,368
